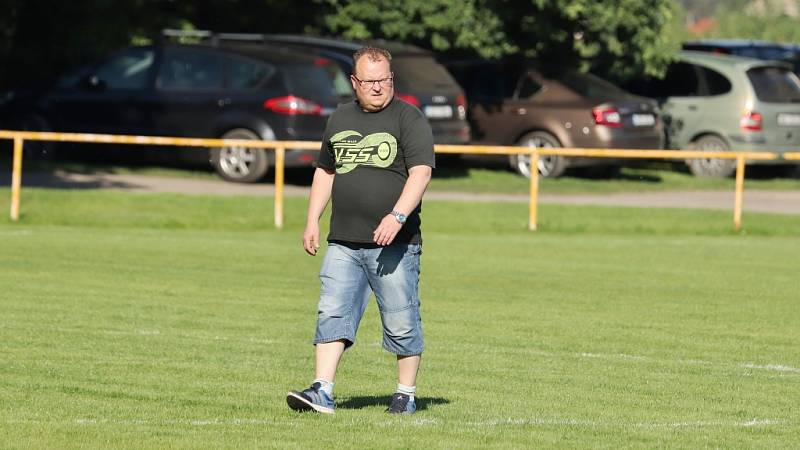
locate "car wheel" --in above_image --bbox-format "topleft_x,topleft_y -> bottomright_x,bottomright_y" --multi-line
686,135 -> 736,178
210,128 -> 269,183
509,131 -> 566,178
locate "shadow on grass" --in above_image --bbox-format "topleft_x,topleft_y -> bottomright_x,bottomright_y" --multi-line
612,170 -> 663,183
337,395 -> 450,411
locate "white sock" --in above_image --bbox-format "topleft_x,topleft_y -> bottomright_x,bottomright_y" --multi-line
397,383 -> 416,401
313,378 -> 334,397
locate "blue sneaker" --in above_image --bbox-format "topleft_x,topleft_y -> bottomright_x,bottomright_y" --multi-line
386,392 -> 416,414
286,382 -> 335,414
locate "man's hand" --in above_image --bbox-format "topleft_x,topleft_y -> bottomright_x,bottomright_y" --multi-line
373,214 -> 403,246
302,222 -> 321,256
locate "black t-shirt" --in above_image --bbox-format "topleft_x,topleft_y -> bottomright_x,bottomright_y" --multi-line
317,98 -> 435,244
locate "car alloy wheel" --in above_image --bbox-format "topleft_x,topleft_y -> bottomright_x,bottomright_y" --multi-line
686,135 -> 736,178
510,131 -> 566,178
211,128 -> 269,183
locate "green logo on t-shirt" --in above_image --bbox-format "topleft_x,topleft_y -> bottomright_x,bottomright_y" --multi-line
330,131 -> 397,174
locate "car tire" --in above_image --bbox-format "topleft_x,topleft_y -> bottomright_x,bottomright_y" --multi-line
509,131 -> 566,178
210,128 -> 269,183
686,135 -> 736,178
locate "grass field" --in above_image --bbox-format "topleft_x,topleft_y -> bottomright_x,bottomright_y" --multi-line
1,189 -> 799,449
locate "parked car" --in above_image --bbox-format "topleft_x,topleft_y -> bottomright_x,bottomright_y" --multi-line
261,34 -> 471,146
445,58 -> 664,177
0,32 -> 352,182
624,50 -> 800,177
682,39 -> 800,76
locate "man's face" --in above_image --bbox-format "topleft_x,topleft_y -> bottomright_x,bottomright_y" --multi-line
351,56 -> 393,112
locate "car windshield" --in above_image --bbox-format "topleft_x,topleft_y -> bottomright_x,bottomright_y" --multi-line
559,70 -> 631,100
391,56 -> 460,92
284,62 -> 352,100
747,66 -> 800,103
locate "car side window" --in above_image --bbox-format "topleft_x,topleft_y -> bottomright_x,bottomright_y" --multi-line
700,67 -> 732,96
449,62 -> 517,100
92,47 -> 155,90
516,75 -> 542,99
228,56 -> 275,90
654,62 -> 701,97
55,64 -> 94,89
158,47 -> 224,91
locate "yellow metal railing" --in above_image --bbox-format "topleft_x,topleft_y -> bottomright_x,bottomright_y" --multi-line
2,130 -> 796,231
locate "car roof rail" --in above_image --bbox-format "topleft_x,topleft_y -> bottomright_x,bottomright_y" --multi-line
160,29 -> 270,46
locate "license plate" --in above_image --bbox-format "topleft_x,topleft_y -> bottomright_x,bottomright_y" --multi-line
777,113 -> 800,127
424,105 -> 453,119
632,113 -> 655,126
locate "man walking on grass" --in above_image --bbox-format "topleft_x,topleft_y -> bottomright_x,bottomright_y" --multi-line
287,46 -> 435,415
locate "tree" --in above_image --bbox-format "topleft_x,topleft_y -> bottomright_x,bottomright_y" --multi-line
316,0 -> 684,81
315,0 -> 513,58
0,0 -> 684,89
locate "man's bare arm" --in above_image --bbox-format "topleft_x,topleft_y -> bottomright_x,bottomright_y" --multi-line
302,167 -> 335,256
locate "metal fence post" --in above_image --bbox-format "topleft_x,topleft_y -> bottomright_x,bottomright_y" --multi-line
10,136 -> 23,221
274,147 -> 285,229
528,149 -> 540,231
733,155 -> 746,231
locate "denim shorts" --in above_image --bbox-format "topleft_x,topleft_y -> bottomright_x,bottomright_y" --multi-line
314,241 -> 424,356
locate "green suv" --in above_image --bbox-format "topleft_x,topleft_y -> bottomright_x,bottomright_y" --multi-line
626,50 -> 800,177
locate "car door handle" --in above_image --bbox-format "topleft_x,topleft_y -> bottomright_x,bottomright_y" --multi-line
515,108 -> 527,115
688,105 -> 697,111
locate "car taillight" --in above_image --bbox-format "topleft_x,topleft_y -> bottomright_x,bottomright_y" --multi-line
456,93 -> 467,120
740,111 -> 762,131
263,96 -> 322,115
396,93 -> 421,108
592,107 -> 622,128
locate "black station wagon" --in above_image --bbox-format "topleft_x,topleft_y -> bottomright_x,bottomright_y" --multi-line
0,31 -> 353,182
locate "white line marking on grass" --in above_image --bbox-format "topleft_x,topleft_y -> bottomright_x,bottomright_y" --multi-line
99,329 -> 277,344
579,352 -> 799,376
74,418 -> 278,426
377,418 -> 438,427
633,419 -> 788,428
28,416 -> 780,429
136,329 -> 161,336
466,417 -> 788,429
0,230 -> 31,236
469,418 -> 598,427
580,353 -> 648,361
740,363 -> 800,373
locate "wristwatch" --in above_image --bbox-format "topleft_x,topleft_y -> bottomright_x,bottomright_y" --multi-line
391,210 -> 407,224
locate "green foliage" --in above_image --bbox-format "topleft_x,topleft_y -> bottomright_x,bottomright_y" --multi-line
0,0 -> 685,88
317,0 -> 514,58
318,0 -> 684,81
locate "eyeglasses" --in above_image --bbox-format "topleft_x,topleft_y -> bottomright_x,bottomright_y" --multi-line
352,74 -> 394,89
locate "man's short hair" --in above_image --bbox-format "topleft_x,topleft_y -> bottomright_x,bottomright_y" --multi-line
352,47 -> 392,71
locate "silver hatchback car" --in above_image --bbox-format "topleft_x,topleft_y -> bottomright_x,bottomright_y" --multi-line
626,50 -> 800,177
